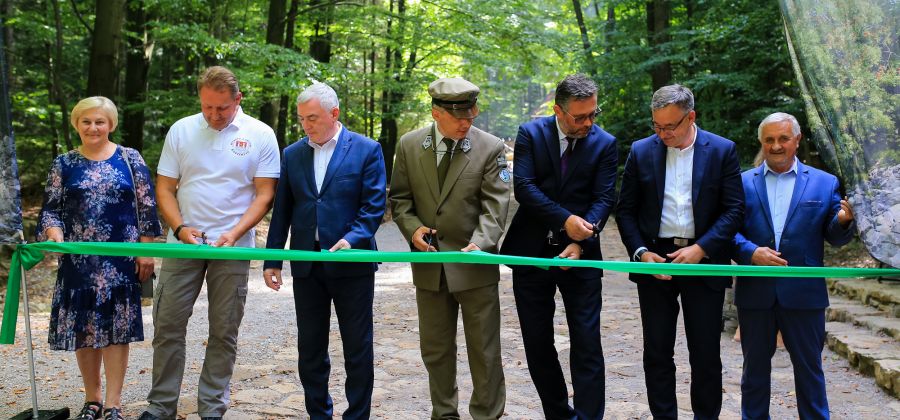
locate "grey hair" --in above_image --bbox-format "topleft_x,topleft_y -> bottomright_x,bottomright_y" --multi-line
650,84 -> 695,112
757,112 -> 801,141
554,74 -> 598,109
297,81 -> 340,111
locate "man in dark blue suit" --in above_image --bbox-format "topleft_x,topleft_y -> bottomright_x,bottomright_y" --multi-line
501,74 -> 617,419
733,112 -> 855,420
263,82 -> 386,420
616,84 -> 744,419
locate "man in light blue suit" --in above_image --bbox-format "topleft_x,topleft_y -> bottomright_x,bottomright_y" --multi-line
263,82 -> 386,420
733,112 -> 855,420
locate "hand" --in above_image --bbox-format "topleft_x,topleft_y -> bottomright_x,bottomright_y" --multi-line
750,246 -> 788,266
640,251 -> 671,280
44,227 -> 64,243
412,226 -> 437,252
263,268 -> 283,291
461,243 -> 480,252
838,198 -> 854,227
177,226 -> 205,245
135,257 -> 155,282
329,239 -> 351,252
213,230 -> 240,247
667,244 -> 706,265
563,215 -> 594,241
558,243 -> 582,271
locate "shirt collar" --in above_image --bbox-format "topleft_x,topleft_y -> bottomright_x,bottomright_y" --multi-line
667,123 -> 698,153
435,124 -> 458,143
307,122 -> 343,150
763,157 -> 799,176
201,106 -> 245,131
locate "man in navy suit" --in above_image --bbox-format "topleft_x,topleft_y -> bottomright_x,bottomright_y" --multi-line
616,84 -> 744,419
263,82 -> 386,420
733,112 -> 855,419
501,74 -> 617,419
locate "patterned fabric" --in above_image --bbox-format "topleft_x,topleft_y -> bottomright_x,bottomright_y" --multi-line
37,145 -> 162,351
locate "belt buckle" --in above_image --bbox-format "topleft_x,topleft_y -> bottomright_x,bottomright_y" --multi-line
674,237 -> 689,247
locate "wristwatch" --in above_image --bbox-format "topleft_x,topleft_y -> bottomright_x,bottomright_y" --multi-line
173,224 -> 189,240
634,247 -> 649,262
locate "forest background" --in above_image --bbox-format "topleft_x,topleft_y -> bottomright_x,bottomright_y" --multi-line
2,0 -> 811,201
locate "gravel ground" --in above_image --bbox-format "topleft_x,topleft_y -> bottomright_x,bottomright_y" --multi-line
2,220 -> 899,419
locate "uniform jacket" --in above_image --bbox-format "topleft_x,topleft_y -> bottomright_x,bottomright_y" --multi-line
264,127 -> 387,278
390,124 -> 511,292
733,161 -> 855,309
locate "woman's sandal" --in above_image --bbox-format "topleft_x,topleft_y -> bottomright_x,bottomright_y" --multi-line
75,401 -> 104,420
103,407 -> 124,420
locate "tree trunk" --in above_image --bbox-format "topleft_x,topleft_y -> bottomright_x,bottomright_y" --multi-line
2,0 -> 14,91
275,0 -> 300,149
50,0 -> 72,151
87,0 -> 126,99
122,0 -> 152,152
308,0 -> 333,63
646,0 -> 672,90
259,0 -> 287,137
45,43 -> 59,157
205,0 -> 227,66
605,3 -> 615,54
572,0 -> 593,75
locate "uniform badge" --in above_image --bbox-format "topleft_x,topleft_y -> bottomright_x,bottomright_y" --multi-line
422,135 -> 432,149
499,168 -> 511,183
496,156 -> 507,168
230,138 -> 252,156
460,138 -> 471,153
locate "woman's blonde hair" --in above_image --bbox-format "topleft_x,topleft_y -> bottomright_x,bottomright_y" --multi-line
70,96 -> 119,132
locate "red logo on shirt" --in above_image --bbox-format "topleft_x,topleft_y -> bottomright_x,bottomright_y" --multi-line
230,138 -> 252,156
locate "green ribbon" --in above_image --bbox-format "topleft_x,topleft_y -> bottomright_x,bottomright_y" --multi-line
3,241 -> 899,344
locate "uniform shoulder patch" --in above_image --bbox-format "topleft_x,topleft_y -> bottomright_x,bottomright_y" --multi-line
499,168 -> 511,183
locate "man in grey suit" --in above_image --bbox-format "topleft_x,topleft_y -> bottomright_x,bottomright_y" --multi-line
390,77 -> 510,419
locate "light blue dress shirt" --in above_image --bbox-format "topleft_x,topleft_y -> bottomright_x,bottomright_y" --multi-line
763,158 -> 798,250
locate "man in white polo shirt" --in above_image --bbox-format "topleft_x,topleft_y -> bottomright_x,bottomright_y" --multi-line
139,66 -> 280,420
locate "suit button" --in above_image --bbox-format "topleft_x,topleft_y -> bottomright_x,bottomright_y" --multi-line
317,198 -> 322,203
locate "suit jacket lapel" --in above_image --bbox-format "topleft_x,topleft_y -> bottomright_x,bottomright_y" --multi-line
752,164 -> 774,233
544,117 -> 562,180
318,129 -> 351,194
418,125 -> 441,204
561,126 -> 593,186
691,132 -> 711,207
299,139 -> 318,195
652,137 -> 666,209
784,162 -> 810,227
438,144 -> 471,205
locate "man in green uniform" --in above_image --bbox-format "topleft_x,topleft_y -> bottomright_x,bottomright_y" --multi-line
390,77 -> 510,419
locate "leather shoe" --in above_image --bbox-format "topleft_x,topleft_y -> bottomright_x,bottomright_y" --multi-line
200,417 -> 222,420
137,412 -> 161,420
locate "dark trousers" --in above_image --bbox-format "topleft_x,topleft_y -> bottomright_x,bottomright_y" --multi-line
513,262 -> 605,420
739,306 -> 828,420
637,276 -> 724,420
293,261 -> 375,420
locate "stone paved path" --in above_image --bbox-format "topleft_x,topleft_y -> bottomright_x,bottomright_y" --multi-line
2,221 -> 899,419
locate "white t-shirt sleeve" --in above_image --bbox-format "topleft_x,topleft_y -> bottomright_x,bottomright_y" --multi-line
255,129 -> 281,178
157,126 -> 181,179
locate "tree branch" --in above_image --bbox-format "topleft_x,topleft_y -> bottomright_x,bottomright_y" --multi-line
69,0 -> 93,34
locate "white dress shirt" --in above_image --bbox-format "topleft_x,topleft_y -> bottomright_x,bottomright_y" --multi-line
555,119 -> 577,156
763,157 -> 798,250
658,124 -> 698,239
307,123 -> 343,240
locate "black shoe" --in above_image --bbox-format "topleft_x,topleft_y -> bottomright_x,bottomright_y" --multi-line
103,408 -> 124,420
137,412 -> 161,420
75,401 -> 104,420
200,417 -> 222,420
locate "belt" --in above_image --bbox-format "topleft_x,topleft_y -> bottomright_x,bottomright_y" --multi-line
654,237 -> 695,248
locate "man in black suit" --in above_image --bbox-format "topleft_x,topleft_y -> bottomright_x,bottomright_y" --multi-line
616,84 -> 744,419
501,74 -> 618,419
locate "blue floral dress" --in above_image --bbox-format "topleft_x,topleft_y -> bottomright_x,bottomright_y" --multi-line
37,146 -> 162,351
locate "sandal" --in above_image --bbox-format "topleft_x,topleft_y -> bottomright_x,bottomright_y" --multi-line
103,407 -> 124,420
75,401 -> 104,420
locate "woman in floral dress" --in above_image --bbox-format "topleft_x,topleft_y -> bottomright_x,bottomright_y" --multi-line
37,96 -> 162,420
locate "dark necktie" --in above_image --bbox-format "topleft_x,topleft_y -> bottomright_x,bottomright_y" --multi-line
437,138 -> 454,189
560,138 -> 574,176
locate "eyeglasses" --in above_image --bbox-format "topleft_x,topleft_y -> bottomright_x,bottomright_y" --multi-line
651,112 -> 690,134
562,107 -> 601,124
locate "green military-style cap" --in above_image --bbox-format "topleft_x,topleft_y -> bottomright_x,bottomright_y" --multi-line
429,77 -> 479,119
